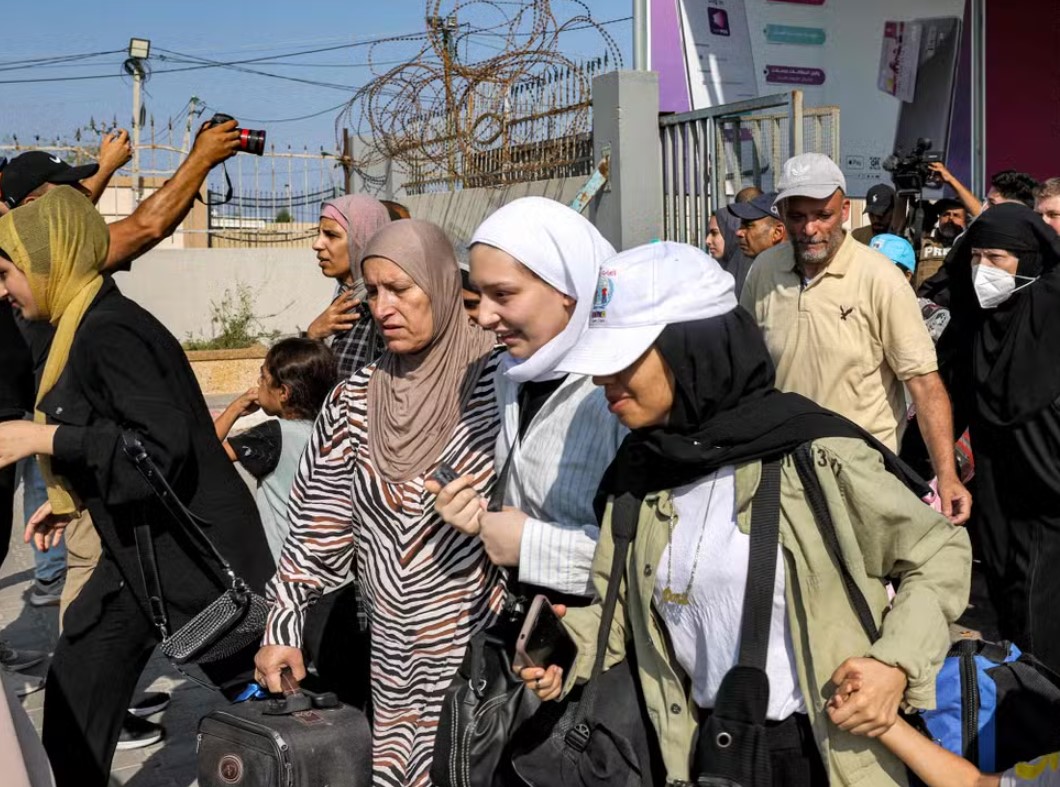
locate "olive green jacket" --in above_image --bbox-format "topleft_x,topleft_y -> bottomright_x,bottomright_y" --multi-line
561,437 -> 971,786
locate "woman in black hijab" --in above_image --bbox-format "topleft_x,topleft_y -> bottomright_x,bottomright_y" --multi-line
942,202 -> 1060,672
518,242 -> 970,786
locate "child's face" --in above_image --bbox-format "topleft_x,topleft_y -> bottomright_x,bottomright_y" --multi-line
257,366 -> 286,417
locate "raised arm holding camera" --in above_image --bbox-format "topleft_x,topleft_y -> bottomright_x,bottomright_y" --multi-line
103,117 -> 242,269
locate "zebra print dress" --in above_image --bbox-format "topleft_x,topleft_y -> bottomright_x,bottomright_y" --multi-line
264,350 -> 506,787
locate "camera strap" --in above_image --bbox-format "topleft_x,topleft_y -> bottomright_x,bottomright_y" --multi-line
195,161 -> 234,207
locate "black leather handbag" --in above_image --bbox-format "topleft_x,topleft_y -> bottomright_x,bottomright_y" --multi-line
692,459 -> 782,787
507,492 -> 663,787
431,449 -> 536,787
123,436 -> 269,664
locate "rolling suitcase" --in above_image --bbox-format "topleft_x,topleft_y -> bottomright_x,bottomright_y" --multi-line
197,679 -> 371,787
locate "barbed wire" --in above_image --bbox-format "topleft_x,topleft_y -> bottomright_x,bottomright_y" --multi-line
337,0 -> 623,189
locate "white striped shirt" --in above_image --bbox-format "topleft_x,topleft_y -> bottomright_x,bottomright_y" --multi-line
495,371 -> 627,596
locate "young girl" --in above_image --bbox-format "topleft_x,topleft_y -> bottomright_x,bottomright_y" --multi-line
830,676 -> 1059,786
215,337 -> 336,563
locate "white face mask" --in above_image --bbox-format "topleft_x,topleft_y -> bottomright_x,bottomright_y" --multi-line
971,264 -> 1038,309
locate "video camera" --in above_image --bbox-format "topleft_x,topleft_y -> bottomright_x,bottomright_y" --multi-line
882,137 -> 944,196
206,113 -> 266,156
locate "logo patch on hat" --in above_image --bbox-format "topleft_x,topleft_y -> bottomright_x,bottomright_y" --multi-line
591,271 -> 615,324
787,160 -> 811,180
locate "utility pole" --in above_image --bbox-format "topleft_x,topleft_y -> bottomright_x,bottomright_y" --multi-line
342,128 -> 354,195
428,13 -> 460,185
181,96 -> 203,155
633,0 -> 649,70
125,38 -> 151,206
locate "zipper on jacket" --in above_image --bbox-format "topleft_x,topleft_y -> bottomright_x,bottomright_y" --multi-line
958,645 -> 979,765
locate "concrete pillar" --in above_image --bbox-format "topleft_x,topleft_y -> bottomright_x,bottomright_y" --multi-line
589,70 -> 663,250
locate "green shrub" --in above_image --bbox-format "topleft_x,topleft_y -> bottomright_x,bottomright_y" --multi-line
182,284 -> 280,351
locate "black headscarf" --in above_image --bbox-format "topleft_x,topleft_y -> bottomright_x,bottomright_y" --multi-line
953,203 -> 1060,425
713,208 -> 754,296
596,307 -> 927,511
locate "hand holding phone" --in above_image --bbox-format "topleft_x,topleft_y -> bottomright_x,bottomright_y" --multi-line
427,464 -> 485,537
429,462 -> 461,488
513,595 -> 577,675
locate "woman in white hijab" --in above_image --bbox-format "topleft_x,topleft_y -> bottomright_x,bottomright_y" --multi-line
427,197 -> 624,603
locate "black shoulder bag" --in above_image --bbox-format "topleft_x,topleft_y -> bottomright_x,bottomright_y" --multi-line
122,435 -> 269,665
431,449 -> 534,787
508,491 -> 662,787
693,459 -> 783,787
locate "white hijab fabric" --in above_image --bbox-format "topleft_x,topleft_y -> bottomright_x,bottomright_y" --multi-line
470,197 -> 616,382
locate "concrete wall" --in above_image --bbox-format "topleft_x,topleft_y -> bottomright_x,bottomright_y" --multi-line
403,176 -> 587,247
589,71 -> 664,250
113,247 -> 334,343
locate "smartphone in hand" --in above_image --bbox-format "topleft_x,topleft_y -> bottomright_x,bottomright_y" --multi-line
513,595 -> 578,675
430,462 -> 461,488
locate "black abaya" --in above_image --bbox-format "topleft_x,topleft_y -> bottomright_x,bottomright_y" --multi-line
946,205 -> 1060,672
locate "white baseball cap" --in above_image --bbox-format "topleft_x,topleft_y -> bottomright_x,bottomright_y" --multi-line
774,153 -> 847,204
555,241 -> 738,377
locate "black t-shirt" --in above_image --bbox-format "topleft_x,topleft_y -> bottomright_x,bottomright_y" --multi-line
517,377 -> 567,439
228,420 -> 283,480
0,302 -> 33,420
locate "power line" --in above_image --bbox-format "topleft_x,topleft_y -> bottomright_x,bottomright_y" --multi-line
201,102 -> 350,125
0,49 -> 124,69
0,32 -> 431,84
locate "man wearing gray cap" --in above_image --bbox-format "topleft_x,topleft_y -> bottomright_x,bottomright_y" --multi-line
740,153 -> 971,524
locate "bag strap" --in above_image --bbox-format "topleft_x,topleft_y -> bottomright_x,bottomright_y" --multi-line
566,490 -> 642,752
133,508 -> 171,639
793,443 -> 879,643
487,448 -> 516,514
122,435 -> 244,593
737,459 -> 783,670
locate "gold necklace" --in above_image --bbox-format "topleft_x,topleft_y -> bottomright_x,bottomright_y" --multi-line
661,471 -> 718,607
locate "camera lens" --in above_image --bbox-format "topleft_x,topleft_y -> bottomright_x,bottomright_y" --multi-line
240,128 -> 267,156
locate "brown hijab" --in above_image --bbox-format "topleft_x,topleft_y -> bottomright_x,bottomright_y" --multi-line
359,219 -> 495,483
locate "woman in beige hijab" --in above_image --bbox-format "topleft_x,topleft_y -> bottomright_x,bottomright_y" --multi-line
255,219 -> 503,787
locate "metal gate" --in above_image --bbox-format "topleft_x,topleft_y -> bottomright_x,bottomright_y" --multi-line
659,90 -> 840,247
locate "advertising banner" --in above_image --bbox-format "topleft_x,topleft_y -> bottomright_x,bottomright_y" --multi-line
662,0 -> 966,196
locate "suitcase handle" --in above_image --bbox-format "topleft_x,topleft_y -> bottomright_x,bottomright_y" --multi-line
263,669 -> 342,715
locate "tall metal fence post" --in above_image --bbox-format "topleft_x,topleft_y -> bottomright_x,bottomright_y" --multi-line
590,70 -> 663,250
788,90 -> 805,158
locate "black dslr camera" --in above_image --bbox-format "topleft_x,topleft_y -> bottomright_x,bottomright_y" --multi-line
882,137 -> 944,196
207,113 -> 266,156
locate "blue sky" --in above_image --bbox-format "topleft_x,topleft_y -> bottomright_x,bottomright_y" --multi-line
0,1 -> 631,158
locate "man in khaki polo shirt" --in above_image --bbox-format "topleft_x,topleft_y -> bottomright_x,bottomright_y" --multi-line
740,153 -> 972,524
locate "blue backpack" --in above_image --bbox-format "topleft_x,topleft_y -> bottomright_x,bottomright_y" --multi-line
923,638 -> 1060,772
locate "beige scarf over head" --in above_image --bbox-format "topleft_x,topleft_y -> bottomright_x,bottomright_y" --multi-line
0,187 -> 110,514
359,219 -> 494,483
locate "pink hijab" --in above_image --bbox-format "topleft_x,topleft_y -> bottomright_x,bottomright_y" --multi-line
320,194 -> 390,281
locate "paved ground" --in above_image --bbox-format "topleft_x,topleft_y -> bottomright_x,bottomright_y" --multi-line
3,394 -> 247,786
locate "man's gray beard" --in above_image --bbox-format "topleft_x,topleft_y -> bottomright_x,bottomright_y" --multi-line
793,231 -> 843,267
